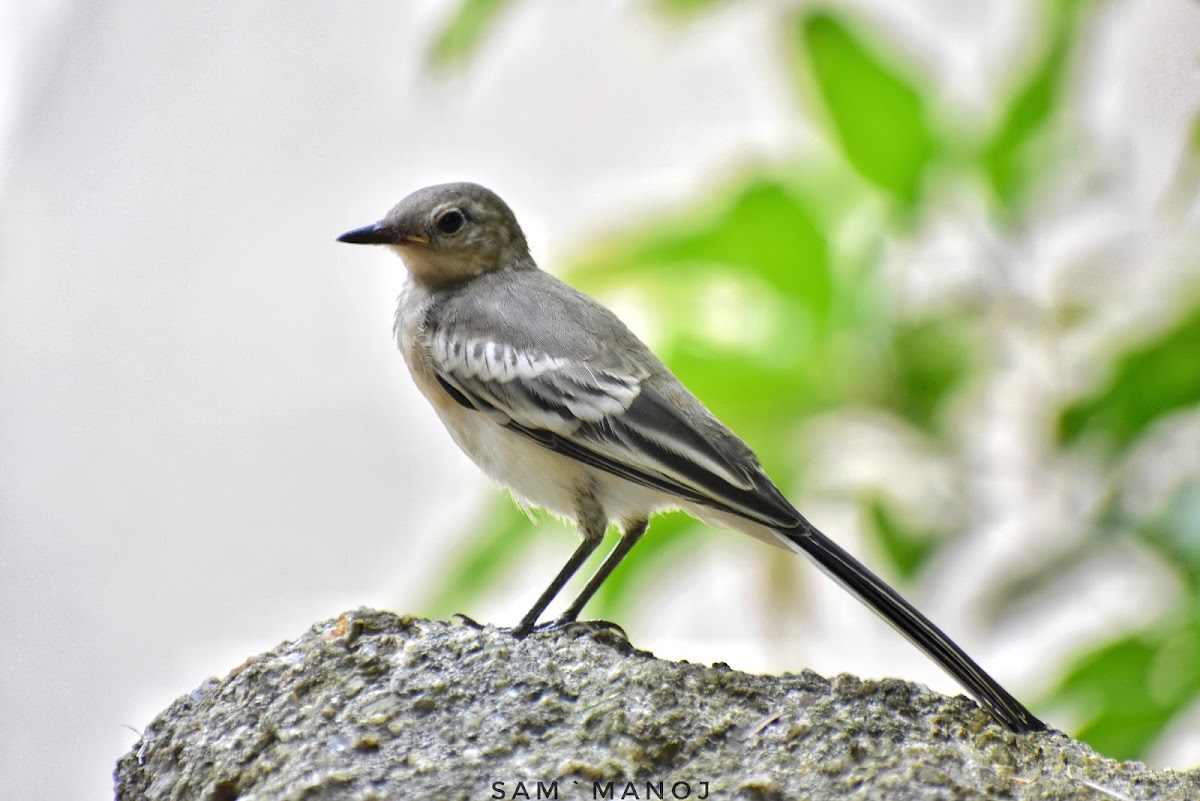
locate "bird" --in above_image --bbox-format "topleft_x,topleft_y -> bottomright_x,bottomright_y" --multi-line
337,181 -> 1046,733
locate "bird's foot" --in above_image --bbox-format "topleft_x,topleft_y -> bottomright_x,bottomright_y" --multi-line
531,618 -> 629,642
499,616 -> 628,643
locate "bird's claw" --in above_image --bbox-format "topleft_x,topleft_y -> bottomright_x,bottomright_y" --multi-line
451,613 -> 485,630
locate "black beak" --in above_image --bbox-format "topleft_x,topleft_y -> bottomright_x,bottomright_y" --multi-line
337,221 -> 396,245
337,221 -> 432,246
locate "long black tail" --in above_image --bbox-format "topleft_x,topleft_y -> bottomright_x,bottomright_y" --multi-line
773,523 -> 1046,733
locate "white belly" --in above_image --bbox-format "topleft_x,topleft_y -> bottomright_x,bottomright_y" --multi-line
434,403 -> 673,527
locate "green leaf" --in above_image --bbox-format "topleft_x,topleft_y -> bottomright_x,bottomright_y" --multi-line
980,0 -> 1090,210
1139,479 -> 1200,589
1056,637 -> 1165,760
886,316 -> 977,432
574,178 -> 835,332
1052,623 -> 1200,760
429,0 -> 512,68
1059,304 -> 1200,450
866,497 -> 939,580
795,12 -> 939,207
653,0 -> 725,16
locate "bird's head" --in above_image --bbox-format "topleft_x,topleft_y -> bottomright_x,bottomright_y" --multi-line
337,182 -> 532,286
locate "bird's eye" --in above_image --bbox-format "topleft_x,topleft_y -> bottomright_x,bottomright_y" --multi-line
436,209 -> 465,235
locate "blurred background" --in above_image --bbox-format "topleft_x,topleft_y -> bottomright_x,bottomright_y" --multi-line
2,0 -> 1199,797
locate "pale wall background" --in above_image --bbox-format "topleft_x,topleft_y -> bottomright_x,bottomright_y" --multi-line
1,2 -> 1198,799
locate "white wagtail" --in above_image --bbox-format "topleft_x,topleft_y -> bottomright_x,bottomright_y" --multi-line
338,182 -> 1045,733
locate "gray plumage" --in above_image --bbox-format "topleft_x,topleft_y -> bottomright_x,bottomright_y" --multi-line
337,182 -> 1046,734
412,268 -> 800,529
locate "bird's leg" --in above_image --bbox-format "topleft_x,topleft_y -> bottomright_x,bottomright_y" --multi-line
552,518 -> 649,627
509,496 -> 608,638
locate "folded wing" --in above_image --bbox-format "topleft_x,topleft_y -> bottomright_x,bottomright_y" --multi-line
429,328 -> 800,529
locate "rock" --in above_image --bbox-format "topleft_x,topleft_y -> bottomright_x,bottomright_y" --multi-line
115,609 -> 1198,800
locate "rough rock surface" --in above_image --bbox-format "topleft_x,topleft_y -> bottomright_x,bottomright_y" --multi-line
115,609 -> 1198,800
